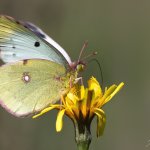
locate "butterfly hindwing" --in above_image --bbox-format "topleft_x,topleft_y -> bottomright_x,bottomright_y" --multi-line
0,59 -> 68,117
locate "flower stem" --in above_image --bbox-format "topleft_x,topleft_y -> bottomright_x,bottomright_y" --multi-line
74,120 -> 92,150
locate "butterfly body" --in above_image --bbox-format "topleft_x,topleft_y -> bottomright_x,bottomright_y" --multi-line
0,15 -> 79,117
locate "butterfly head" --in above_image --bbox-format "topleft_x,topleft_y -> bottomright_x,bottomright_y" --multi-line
69,50 -> 98,73
69,60 -> 86,73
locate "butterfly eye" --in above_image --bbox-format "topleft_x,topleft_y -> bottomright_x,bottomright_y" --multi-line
76,64 -> 85,72
34,41 -> 40,47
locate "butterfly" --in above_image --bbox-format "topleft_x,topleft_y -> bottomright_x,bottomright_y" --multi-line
0,15 -> 85,117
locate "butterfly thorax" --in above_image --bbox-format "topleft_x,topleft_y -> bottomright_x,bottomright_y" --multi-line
57,63 -> 82,89
60,61 -> 86,89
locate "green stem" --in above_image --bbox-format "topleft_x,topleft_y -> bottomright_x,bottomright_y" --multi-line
74,120 -> 92,150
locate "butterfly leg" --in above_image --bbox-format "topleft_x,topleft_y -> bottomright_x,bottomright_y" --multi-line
69,76 -> 73,88
69,76 -> 83,88
75,77 -> 83,85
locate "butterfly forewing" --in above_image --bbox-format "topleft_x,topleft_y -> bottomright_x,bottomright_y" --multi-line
0,59 -> 68,117
0,15 -> 69,66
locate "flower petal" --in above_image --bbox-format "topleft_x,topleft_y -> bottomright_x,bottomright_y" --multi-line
67,93 -> 79,101
94,108 -> 106,137
32,105 -> 60,118
96,113 -> 106,137
88,77 -> 103,98
56,109 -> 66,132
80,85 -> 85,100
80,89 -> 88,118
103,82 -> 124,104
95,82 -> 124,108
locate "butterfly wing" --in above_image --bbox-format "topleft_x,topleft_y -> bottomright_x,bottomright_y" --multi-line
0,59 -> 68,117
20,21 -> 72,64
0,15 -> 71,65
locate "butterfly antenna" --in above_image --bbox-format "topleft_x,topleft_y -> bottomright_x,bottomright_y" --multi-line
78,41 -> 88,63
81,51 -> 98,61
88,58 -> 104,87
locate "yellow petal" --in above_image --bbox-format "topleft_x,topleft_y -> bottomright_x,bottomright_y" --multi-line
88,77 -> 100,88
88,77 -> 103,100
65,99 -> 75,115
66,97 -> 75,105
94,108 -> 105,116
103,82 -> 124,104
103,85 -> 117,99
95,84 -> 118,108
56,109 -> 66,132
67,93 -> 79,101
80,89 -> 88,118
96,113 -> 106,137
94,108 -> 106,137
80,85 -> 85,100
71,106 -> 80,118
32,105 -> 60,118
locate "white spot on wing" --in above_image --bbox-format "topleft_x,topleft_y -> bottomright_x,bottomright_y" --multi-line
22,72 -> 31,83
24,75 -> 30,82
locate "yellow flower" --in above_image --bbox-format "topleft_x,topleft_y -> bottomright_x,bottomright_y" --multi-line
33,77 -> 124,137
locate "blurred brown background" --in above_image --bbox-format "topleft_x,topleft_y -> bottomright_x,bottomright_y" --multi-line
0,0 -> 150,150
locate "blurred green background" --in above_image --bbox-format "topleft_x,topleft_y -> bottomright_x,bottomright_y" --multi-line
0,0 -> 150,150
